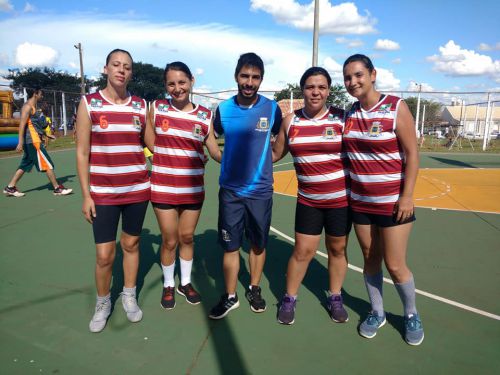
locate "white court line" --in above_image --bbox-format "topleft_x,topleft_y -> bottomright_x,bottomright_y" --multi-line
269,225 -> 500,321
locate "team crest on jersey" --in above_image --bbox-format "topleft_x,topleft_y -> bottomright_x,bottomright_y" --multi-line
369,122 -> 383,137
255,117 -> 269,132
197,111 -> 208,120
132,116 -> 142,129
192,124 -> 203,139
132,101 -> 142,111
90,98 -> 102,108
323,126 -> 336,139
158,103 -> 170,112
293,116 -> 300,123
221,229 -> 231,242
378,104 -> 391,114
328,114 -> 340,122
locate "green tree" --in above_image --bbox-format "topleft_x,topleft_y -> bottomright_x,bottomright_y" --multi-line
4,67 -> 82,94
93,61 -> 165,101
274,83 -> 350,108
405,96 -> 442,123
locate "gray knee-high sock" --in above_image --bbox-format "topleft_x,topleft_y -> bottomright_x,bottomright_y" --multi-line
364,271 -> 384,315
394,274 -> 417,316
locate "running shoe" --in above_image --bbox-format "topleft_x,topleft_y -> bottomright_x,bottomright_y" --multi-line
53,184 -> 73,196
121,292 -> 143,323
209,294 -> 239,319
245,285 -> 266,313
3,186 -> 25,197
277,295 -> 296,325
177,283 -> 201,305
161,286 -> 176,309
404,313 -> 424,346
358,311 -> 386,339
89,298 -> 111,333
327,294 -> 349,323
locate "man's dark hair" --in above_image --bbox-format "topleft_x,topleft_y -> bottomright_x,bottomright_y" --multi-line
27,86 -> 42,98
234,52 -> 264,78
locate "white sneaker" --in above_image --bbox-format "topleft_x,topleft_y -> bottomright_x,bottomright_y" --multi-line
121,292 -> 143,323
89,298 -> 111,333
53,185 -> 73,196
3,186 -> 25,197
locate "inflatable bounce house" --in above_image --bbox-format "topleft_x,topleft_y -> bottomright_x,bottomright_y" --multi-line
0,90 -> 20,150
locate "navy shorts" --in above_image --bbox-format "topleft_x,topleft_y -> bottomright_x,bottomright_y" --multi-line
152,202 -> 203,211
351,210 -> 416,228
92,201 -> 149,244
218,188 -> 272,252
295,202 -> 351,237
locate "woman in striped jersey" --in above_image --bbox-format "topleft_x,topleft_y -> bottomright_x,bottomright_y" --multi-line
144,62 -> 221,310
342,54 -> 424,345
272,67 -> 351,325
76,49 -> 150,333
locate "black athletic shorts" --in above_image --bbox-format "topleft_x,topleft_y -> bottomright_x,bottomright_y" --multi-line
218,188 -> 272,252
92,201 -> 149,244
351,210 -> 416,227
295,202 -> 351,237
152,202 -> 203,211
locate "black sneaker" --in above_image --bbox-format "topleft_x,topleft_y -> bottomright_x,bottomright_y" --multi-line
245,285 -> 266,313
177,283 -> 201,305
160,286 -> 176,309
208,294 -> 240,319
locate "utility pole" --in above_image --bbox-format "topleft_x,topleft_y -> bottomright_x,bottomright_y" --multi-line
74,43 -> 85,95
415,83 -> 422,133
312,0 -> 319,66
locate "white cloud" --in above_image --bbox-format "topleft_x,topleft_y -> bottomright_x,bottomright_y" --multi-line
23,2 -> 35,12
0,0 -> 13,12
336,37 -> 363,49
250,0 -> 377,35
375,68 -> 400,91
427,40 -> 500,79
406,81 -> 434,92
0,14 -> 314,91
322,56 -> 343,81
15,42 -> 59,67
195,68 -> 204,76
374,39 -> 400,51
478,42 -> 500,51
392,58 -> 401,64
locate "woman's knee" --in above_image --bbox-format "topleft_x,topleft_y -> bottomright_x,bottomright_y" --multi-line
120,236 -> 139,253
178,231 -> 194,246
96,253 -> 114,268
292,246 -> 316,263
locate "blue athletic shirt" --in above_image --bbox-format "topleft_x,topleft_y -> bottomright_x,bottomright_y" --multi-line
214,95 -> 282,199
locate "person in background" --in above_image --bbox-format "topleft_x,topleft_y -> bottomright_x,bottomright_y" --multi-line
3,87 -> 72,197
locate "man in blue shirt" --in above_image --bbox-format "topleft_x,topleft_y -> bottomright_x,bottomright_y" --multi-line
209,53 -> 282,319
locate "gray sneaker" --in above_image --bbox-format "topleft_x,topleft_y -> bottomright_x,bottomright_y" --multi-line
359,311 -> 386,339
89,298 -> 111,333
404,313 -> 424,346
121,292 -> 143,323
327,294 -> 349,323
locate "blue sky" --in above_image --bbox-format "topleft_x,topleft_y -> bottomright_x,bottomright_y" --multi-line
1,0 -> 499,99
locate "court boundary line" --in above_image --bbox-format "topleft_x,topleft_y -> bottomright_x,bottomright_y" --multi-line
269,226 -> 500,321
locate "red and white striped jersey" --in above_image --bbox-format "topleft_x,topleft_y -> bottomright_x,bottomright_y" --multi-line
150,99 -> 211,205
287,106 -> 349,208
84,91 -> 150,205
343,95 -> 404,215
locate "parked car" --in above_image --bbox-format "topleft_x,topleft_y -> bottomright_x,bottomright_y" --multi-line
464,132 -> 481,140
